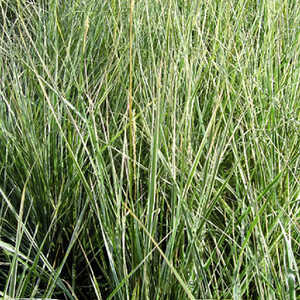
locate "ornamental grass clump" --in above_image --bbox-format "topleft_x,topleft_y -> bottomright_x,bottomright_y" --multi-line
0,0 -> 299,299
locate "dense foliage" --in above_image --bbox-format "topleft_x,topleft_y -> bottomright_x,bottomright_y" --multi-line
0,0 -> 299,299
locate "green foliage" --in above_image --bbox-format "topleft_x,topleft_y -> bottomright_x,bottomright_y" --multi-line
0,0 -> 299,299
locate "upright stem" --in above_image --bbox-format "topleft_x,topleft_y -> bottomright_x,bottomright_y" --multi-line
129,0 -> 135,202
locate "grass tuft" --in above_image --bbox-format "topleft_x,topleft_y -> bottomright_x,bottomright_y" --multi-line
0,0 -> 299,299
